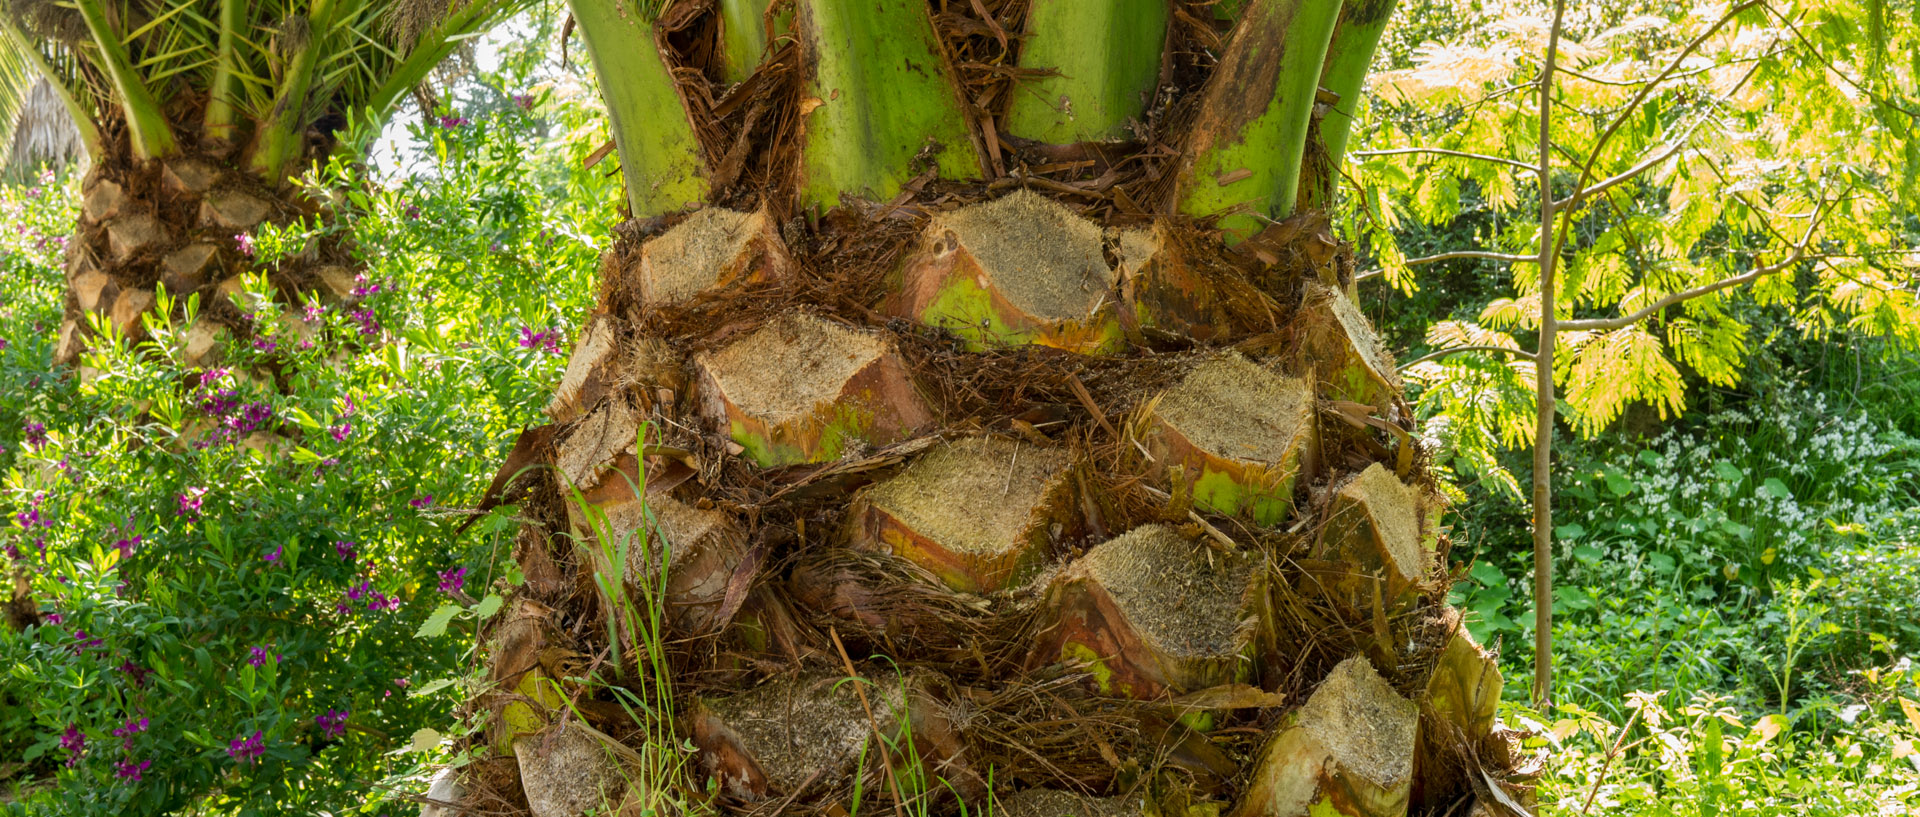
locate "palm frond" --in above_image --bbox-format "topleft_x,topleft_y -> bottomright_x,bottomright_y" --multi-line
0,14 -> 99,170
0,22 -> 38,169
4,78 -> 88,178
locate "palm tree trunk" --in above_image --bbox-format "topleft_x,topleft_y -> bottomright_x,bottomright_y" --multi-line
473,3 -> 1535,816
55,139 -> 354,368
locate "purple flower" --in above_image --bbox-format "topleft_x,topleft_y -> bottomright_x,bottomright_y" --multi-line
302,303 -> 326,322
247,645 -> 274,667
115,758 -> 150,781
263,543 -> 282,564
14,506 -> 46,531
367,590 -> 400,613
112,717 -> 149,738
227,731 -> 264,764
22,421 -> 46,450
44,611 -> 61,625
177,488 -> 205,519
517,326 -> 564,355
232,402 -> 274,434
251,337 -> 277,353
334,540 -> 357,561
512,93 -> 536,110
234,233 -> 255,257
346,580 -> 369,603
437,567 -> 467,595
329,422 -> 352,442
117,660 -> 149,686
113,535 -> 142,558
72,629 -> 103,653
349,308 -> 380,337
437,114 -> 471,128
409,495 -> 434,510
60,725 -> 84,766
315,709 -> 349,739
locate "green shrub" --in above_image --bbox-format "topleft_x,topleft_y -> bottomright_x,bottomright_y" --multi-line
0,89 -> 613,814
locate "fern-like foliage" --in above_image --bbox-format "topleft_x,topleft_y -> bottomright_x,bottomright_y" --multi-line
1350,0 -> 1920,489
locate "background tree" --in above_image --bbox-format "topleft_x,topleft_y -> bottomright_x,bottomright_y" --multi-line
0,0 -> 532,366
1342,0 -> 1920,703
1,78 -> 88,180
455,1 -> 1534,816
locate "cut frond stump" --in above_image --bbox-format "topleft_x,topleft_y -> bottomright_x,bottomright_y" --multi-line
161,159 -> 220,197
848,435 -> 1077,593
111,289 -> 154,339
161,243 -> 219,294
107,213 -> 167,262
690,669 -> 980,802
572,492 -> 745,638
1412,624 -> 1506,808
514,721 -> 648,817
997,788 -> 1147,817
547,318 -> 685,425
1425,628 -> 1501,740
886,190 -> 1121,353
555,399 -> 641,492
1118,227 -> 1276,342
695,312 -> 932,466
1291,284 -> 1398,410
1031,524 -> 1255,699
1137,354 -> 1315,527
632,206 -> 790,307
485,598 -> 571,756
1234,657 -> 1416,817
545,315 -> 620,423
1309,464 -> 1433,606
199,189 -> 270,230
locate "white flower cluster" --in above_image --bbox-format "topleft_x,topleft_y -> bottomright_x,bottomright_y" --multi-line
1572,384 -> 1919,571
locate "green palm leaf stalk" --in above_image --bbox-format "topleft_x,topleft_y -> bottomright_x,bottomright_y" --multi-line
477,2 -> 1526,816
0,0 -> 533,364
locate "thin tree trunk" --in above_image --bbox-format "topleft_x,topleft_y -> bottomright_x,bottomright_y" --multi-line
1531,0 -> 1569,709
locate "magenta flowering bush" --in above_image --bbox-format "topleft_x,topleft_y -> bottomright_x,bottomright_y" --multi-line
0,78 -> 616,816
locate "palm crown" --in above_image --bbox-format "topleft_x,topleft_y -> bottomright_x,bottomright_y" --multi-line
0,0 -> 529,181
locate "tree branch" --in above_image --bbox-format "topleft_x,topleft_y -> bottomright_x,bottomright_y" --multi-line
1351,147 -> 1537,172
1404,250 -> 1536,265
1558,199 -> 1827,331
1401,345 -> 1538,368
1558,0 -> 1760,222
1554,137 -> 1686,209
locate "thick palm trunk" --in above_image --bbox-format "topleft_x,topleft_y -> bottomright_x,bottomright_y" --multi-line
54,141 -> 354,368
467,2 -> 1534,817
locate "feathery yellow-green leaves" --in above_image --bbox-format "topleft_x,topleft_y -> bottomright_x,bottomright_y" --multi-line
1353,0 -> 1920,493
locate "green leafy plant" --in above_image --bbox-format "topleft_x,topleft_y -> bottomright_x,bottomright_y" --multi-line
0,83 -> 611,814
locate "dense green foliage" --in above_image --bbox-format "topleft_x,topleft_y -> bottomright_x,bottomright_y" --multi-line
1349,1 -> 1920,811
0,65 -> 616,811
0,2 -> 1915,815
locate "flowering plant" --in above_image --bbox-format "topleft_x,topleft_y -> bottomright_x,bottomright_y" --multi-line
0,77 -> 615,815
